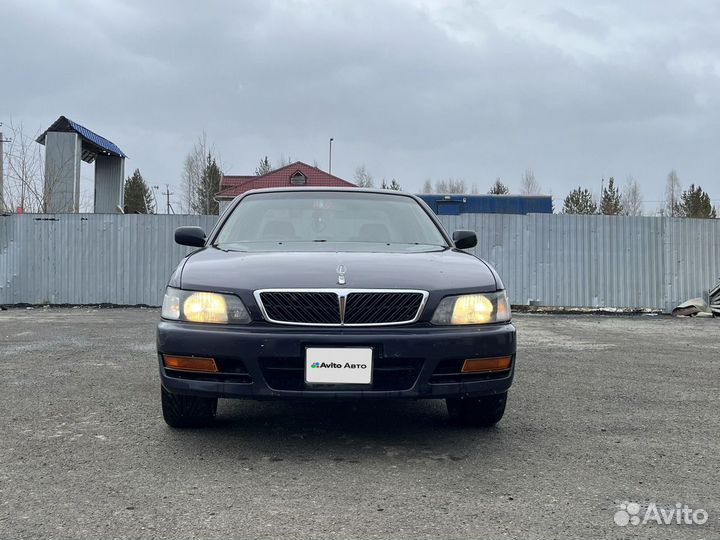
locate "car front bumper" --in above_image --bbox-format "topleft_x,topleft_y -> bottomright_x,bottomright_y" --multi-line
157,321 -> 516,400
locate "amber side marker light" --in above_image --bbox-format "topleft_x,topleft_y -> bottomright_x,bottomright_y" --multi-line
163,355 -> 218,372
461,356 -> 512,373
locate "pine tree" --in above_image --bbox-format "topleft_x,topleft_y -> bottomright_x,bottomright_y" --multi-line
196,153 -> 223,215
381,178 -> 402,191
600,177 -> 623,215
422,179 -> 433,193
488,178 -> 509,195
255,156 -> 273,176
679,184 -> 717,218
123,169 -> 154,214
562,187 -> 597,214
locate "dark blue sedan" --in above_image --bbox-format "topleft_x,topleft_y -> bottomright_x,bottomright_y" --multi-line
157,188 -> 516,428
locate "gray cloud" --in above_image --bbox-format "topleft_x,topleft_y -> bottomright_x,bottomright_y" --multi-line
3,0 -> 720,210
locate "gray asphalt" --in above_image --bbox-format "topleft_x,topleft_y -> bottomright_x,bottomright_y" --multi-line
0,309 -> 718,539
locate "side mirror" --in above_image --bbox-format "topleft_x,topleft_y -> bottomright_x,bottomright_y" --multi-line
453,230 -> 477,250
175,226 -> 206,247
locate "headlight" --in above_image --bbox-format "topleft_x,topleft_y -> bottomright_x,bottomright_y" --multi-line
161,287 -> 251,324
431,291 -> 511,325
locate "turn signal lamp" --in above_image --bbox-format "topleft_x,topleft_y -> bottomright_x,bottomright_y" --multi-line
461,356 -> 512,373
163,355 -> 219,372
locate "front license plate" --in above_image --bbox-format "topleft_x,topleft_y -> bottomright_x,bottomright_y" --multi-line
305,347 -> 373,384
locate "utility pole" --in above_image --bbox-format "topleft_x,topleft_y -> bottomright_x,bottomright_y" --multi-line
0,123 -> 11,213
0,128 -> 4,213
165,184 -> 174,214
671,183 -> 675,217
151,185 -> 160,214
328,137 -> 334,174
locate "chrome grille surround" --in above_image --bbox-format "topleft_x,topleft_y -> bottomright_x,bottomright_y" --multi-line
254,289 -> 429,327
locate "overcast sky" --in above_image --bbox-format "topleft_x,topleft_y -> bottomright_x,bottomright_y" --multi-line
3,0 -> 720,211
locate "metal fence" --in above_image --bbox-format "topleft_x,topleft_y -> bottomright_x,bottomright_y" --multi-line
1,213 -> 718,311
0,214 -> 217,306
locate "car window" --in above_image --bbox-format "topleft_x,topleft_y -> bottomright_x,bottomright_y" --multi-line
214,191 -> 449,252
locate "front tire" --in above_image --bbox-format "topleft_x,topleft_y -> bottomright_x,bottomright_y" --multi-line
161,386 -> 217,428
446,392 -> 507,427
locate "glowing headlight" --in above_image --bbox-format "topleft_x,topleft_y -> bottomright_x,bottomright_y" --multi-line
183,292 -> 228,323
431,291 -> 511,325
161,287 -> 251,324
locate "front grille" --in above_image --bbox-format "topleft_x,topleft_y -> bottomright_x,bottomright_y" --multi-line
255,289 -> 427,326
260,291 -> 340,324
261,357 -> 422,391
345,292 -> 424,324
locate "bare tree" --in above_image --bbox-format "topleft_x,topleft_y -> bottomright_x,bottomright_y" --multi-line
276,154 -> 292,168
449,179 -> 467,193
664,169 -> 682,217
0,120 -> 76,213
621,176 -> 643,216
353,165 -> 374,187
470,183 -> 479,195
520,168 -> 541,195
431,178 -> 466,194
421,179 -> 433,193
181,134 -> 205,213
2,121 -> 41,211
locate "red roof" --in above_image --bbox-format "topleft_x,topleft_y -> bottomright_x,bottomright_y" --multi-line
222,175 -> 254,186
217,161 -> 356,199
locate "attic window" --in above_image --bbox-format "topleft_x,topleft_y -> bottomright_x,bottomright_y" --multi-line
289,171 -> 307,185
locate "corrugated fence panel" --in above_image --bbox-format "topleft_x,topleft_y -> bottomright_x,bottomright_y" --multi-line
526,214 -> 669,309
1,213 -> 719,311
665,218 -> 720,311
441,213 -> 719,311
0,214 -> 218,306
437,214 -> 528,305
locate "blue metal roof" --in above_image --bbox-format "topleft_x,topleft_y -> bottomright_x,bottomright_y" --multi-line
417,194 -> 553,215
36,116 -> 127,161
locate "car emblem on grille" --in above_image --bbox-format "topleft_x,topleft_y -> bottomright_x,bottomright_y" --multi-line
338,294 -> 347,321
336,264 -> 347,285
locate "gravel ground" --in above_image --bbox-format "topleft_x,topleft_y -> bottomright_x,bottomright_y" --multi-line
0,308 -> 718,539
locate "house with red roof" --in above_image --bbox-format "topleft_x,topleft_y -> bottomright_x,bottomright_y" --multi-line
216,161 -> 356,214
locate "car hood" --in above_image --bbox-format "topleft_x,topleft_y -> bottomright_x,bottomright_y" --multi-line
179,248 -> 500,293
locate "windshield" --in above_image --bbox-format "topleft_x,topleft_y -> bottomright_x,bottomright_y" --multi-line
214,191 -> 449,252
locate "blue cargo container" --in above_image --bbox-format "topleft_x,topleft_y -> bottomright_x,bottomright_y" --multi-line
416,194 -> 553,215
